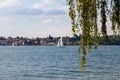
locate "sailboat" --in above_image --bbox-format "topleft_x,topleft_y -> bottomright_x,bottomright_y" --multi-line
57,37 -> 64,47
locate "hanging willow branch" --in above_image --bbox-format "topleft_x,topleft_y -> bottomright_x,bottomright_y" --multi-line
110,0 -> 120,34
67,0 -> 120,71
67,0 -> 99,71
100,0 -> 108,43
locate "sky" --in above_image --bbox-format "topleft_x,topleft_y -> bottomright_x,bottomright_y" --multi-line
0,0 -> 72,38
0,0 -> 113,38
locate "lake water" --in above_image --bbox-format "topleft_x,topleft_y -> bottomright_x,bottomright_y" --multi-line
0,46 -> 120,80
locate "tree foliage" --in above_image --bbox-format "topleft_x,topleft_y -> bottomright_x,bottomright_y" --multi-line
66,0 -> 120,71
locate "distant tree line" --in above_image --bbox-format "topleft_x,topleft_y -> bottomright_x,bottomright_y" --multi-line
0,35 -> 120,46
99,35 -> 120,45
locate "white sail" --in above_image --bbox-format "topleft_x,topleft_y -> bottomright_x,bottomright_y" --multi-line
57,37 -> 64,47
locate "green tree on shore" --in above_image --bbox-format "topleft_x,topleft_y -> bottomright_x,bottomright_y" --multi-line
66,0 -> 120,71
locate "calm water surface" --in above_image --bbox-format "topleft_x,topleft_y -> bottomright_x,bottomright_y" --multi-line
0,46 -> 120,80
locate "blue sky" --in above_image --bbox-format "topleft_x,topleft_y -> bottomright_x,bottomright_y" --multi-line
0,0 -> 72,38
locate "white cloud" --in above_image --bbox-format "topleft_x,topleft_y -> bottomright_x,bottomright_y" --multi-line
0,17 -> 12,36
0,0 -> 21,8
43,0 -> 51,4
32,0 -> 52,10
42,19 -> 53,23
32,3 -> 44,10
22,19 -> 29,23
38,25 -> 72,37
39,14 -> 69,24
0,26 -> 11,36
0,17 -> 13,23
32,0 -> 67,11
